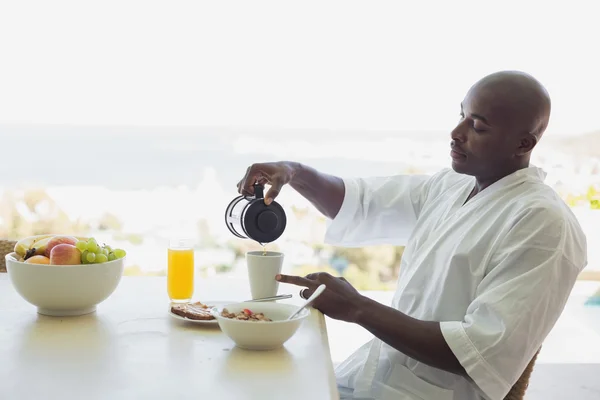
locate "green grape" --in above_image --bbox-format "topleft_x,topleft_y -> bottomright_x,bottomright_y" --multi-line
113,249 -> 126,259
86,252 -> 96,263
96,254 -> 108,263
75,241 -> 87,252
104,245 -> 113,253
101,248 -> 109,256
86,240 -> 99,253
81,250 -> 90,264
108,253 -> 116,261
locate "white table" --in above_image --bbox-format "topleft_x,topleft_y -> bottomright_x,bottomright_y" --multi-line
0,275 -> 340,400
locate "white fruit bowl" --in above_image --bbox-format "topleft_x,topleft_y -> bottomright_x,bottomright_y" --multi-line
213,302 -> 310,351
5,252 -> 124,317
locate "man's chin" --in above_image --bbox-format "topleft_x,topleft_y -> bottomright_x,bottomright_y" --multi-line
451,160 -> 472,175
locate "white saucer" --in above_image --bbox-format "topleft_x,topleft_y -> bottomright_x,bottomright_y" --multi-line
168,301 -> 230,325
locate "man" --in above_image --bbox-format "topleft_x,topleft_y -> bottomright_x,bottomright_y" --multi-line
236,71 -> 587,400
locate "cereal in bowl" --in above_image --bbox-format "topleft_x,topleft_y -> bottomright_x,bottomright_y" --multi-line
221,308 -> 272,322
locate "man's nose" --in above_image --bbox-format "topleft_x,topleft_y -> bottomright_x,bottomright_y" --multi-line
451,120 -> 468,143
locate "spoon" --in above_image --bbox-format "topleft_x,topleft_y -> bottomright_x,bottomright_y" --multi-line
287,284 -> 326,320
244,294 -> 292,303
209,294 -> 293,317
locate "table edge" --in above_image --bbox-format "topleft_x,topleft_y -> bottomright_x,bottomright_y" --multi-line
314,310 -> 340,400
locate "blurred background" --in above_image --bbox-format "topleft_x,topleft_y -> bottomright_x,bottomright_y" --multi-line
3,2 -> 600,396
1,0 -> 599,289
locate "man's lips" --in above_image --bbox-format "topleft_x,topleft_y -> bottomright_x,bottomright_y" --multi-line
450,148 -> 466,159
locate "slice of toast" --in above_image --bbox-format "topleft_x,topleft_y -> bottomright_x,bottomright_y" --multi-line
171,302 -> 215,320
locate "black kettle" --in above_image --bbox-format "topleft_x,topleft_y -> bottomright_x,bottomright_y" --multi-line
225,183 -> 287,244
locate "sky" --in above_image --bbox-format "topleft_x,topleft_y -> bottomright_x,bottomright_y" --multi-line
1,0 -> 599,136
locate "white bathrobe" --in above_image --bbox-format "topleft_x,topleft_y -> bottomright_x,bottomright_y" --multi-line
325,166 -> 587,400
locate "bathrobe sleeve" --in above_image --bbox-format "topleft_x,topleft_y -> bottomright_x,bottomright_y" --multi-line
440,205 -> 588,399
323,173 -> 434,247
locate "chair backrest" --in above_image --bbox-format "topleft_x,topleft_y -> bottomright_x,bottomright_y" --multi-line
503,348 -> 541,400
0,239 -> 17,272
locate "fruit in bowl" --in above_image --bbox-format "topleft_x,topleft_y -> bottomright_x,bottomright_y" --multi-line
14,234 -> 127,266
6,234 -> 127,316
212,302 -> 310,350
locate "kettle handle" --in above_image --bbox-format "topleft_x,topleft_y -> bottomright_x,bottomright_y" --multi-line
253,182 -> 265,199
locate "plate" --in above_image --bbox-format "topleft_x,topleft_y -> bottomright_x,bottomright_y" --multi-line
168,301 -> 230,325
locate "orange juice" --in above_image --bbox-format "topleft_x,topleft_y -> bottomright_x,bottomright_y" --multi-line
167,247 -> 194,302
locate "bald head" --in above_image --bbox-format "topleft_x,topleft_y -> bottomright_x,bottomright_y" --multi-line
450,71 -> 552,181
468,71 -> 551,140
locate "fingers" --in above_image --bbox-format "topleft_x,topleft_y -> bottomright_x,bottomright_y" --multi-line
264,176 -> 283,205
275,274 -> 318,288
306,272 -> 334,282
236,163 -> 289,204
239,165 -> 260,196
236,179 -> 250,196
238,164 -> 275,199
237,167 -> 251,196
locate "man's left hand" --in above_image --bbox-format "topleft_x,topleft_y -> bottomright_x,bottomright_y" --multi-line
276,272 -> 364,323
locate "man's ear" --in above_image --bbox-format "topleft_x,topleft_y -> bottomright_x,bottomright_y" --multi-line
516,133 -> 537,156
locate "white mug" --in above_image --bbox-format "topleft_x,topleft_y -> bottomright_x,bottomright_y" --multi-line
246,251 -> 284,300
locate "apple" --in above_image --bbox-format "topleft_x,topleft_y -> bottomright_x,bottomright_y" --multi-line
49,244 -> 82,265
45,235 -> 78,257
24,255 -> 50,265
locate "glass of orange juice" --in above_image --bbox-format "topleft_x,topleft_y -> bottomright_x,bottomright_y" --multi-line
167,238 -> 195,303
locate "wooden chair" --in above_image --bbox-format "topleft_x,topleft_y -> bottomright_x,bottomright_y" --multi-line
0,239 -> 17,272
504,348 -> 541,400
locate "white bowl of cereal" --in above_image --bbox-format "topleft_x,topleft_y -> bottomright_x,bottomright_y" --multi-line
213,302 -> 310,350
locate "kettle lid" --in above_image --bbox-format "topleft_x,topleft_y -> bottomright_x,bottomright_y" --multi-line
242,185 -> 287,243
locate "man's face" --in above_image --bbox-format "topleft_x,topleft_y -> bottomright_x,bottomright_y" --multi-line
449,84 -> 528,178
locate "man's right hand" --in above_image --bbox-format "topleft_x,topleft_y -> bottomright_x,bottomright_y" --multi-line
237,161 -> 299,205
236,161 -> 345,219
